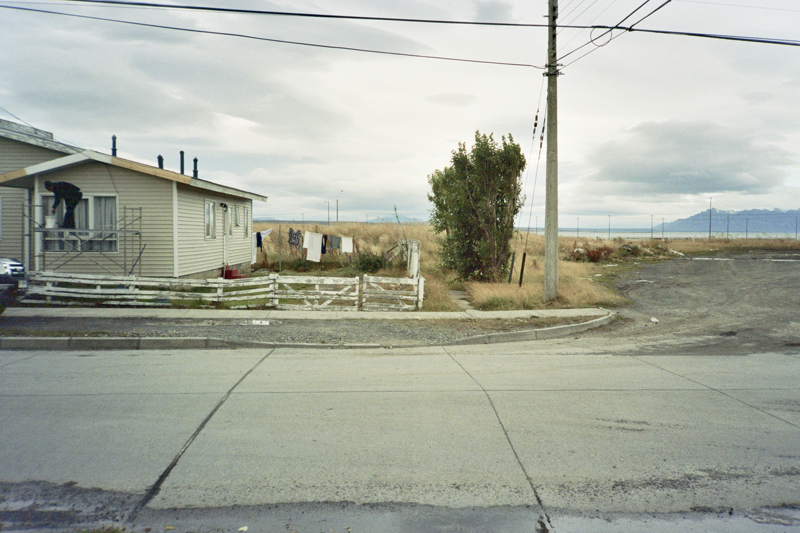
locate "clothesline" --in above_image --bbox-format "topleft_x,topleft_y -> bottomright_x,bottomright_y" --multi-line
302,231 -> 353,262
254,228 -> 355,264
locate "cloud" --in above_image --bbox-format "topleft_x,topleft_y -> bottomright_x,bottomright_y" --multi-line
473,1 -> 515,22
425,93 -> 476,107
586,120 -> 794,196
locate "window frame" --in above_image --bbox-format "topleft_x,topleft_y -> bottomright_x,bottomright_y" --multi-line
204,200 -> 216,239
40,193 -> 118,253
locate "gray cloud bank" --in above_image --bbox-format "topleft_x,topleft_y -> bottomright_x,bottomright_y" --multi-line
587,120 -> 793,197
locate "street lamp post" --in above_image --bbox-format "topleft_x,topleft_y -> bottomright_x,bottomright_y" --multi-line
325,201 -> 330,225
336,190 -> 343,222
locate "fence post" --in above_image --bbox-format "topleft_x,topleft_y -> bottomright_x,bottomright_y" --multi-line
417,276 -> 425,310
358,274 -> 364,310
269,273 -> 279,308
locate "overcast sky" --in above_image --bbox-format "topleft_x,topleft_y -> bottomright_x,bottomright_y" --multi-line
2,0 -> 799,227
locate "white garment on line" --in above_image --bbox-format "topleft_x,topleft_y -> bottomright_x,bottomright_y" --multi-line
341,236 -> 353,254
303,231 -> 323,262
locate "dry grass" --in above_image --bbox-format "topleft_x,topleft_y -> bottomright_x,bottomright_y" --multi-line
464,234 -> 627,310
421,274 -> 461,312
252,221 -> 799,311
253,221 -> 438,272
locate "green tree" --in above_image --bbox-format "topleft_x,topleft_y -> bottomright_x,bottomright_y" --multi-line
427,131 -> 526,282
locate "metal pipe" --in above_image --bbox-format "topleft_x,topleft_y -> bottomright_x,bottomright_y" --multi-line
180,151 -> 185,174
193,157 -> 198,178
111,135 -> 117,156
157,155 -> 164,169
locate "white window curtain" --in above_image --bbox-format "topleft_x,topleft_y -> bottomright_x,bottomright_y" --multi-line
93,196 -> 117,251
205,201 -> 216,239
41,196 -> 117,252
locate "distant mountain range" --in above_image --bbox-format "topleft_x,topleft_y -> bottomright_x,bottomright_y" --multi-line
661,208 -> 800,235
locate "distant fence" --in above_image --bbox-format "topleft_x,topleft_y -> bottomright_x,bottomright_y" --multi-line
22,272 -> 424,311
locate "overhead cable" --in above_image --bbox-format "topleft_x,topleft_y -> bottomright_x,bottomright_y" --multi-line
50,0 -> 551,27
0,5 -> 546,68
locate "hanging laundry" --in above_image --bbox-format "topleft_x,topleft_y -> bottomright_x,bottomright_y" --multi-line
288,228 -> 302,250
256,231 -> 263,250
303,231 -> 323,262
321,234 -> 328,255
330,235 -> 341,252
341,236 -> 354,253
260,228 -> 274,238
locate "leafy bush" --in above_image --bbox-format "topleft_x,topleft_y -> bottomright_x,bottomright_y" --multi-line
354,252 -> 386,273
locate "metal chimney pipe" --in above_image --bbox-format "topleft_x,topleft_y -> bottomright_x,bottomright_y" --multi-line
180,151 -> 185,174
157,155 -> 164,169
193,157 -> 198,178
111,135 -> 117,156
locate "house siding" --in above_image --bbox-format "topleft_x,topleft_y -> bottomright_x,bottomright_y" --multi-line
1,137 -> 72,262
175,185 -> 253,278
0,188 -> 26,260
0,137 -> 70,174
35,163 -> 175,277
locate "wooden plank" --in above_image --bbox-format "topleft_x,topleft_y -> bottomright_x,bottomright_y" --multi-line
26,272 -> 418,310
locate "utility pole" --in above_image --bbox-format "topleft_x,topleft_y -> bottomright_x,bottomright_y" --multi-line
544,0 -> 559,301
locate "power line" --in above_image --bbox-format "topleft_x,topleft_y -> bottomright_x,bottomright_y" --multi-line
0,5 -> 546,68
557,0 -> 666,63
2,1 -> 798,70
50,0 -> 553,27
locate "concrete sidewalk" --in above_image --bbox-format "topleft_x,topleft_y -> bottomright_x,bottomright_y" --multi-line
0,306 -> 616,350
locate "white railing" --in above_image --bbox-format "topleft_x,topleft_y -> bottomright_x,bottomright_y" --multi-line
23,271 -> 424,311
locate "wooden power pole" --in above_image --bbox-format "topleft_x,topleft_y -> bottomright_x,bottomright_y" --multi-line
544,0 -> 559,301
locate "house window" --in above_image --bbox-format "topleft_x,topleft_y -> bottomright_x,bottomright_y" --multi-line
243,207 -> 249,236
226,207 -> 233,236
41,195 -> 118,252
234,205 -> 241,227
204,200 -> 216,239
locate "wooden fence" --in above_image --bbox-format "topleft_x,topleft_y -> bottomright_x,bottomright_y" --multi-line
22,271 -> 424,311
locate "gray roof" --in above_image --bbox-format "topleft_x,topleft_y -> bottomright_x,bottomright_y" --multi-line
0,119 -> 80,155
0,119 -> 268,203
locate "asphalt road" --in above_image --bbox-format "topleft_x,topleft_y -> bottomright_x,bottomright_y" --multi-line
1,252 -> 800,532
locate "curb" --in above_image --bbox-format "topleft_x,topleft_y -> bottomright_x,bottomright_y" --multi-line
447,310 -> 616,345
0,336 -> 382,351
0,311 -> 615,350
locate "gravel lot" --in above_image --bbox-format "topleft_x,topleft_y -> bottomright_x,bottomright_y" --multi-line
602,249 -> 800,355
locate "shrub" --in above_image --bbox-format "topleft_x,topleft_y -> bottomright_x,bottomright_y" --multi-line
354,252 -> 386,273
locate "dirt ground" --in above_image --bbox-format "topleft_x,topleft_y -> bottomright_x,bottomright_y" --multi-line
600,249 -> 800,355
3,250 -> 799,350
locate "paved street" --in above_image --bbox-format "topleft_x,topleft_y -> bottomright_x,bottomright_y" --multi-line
2,339 -> 799,532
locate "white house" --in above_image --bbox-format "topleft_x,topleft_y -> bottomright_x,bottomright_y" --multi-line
0,119 -> 268,278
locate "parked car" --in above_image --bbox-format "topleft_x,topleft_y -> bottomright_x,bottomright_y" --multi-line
1,257 -> 25,278
0,258 -> 26,314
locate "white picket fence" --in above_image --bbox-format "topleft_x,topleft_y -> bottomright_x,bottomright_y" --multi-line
22,271 -> 424,311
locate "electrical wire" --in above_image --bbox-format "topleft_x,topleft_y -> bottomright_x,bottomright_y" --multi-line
0,5 -> 546,68
50,0 -> 553,27
522,78 -> 548,254
557,0 -> 663,63
517,74 -> 546,236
